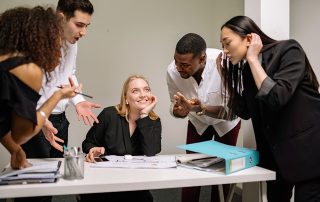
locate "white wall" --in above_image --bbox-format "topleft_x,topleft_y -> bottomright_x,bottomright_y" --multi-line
0,0 -> 244,168
290,0 -> 320,79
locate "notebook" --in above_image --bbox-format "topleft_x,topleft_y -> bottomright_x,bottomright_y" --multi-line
0,160 -> 61,185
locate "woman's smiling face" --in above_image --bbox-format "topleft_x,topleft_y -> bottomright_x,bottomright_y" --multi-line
126,78 -> 152,112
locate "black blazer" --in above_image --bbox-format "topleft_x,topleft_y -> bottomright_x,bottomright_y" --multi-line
82,106 -> 161,156
234,39 -> 320,182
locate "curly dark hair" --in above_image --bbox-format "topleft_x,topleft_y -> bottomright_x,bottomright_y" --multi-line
0,6 -> 63,73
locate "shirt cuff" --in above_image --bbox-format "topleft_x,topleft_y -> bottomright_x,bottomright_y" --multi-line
169,102 -> 175,117
70,94 -> 85,106
256,77 -> 276,98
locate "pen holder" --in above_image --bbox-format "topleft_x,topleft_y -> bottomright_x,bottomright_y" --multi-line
63,153 -> 85,180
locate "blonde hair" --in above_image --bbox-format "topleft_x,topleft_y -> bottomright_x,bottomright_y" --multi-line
116,75 -> 159,121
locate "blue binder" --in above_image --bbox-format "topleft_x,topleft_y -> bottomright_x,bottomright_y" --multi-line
177,140 -> 259,174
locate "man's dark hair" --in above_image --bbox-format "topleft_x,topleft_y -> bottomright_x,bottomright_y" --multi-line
175,33 -> 206,58
57,0 -> 94,19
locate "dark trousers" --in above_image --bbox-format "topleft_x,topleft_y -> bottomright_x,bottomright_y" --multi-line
22,112 -> 69,158
181,121 -> 241,202
16,113 -> 69,202
267,169 -> 320,202
79,190 -> 153,202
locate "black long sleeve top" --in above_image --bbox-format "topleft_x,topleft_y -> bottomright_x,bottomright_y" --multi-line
82,106 -> 161,156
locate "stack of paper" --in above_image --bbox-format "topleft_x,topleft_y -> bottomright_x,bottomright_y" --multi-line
90,155 -> 177,169
0,160 -> 61,185
176,154 -> 225,173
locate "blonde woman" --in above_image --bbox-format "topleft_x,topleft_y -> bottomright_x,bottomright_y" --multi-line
81,75 -> 161,202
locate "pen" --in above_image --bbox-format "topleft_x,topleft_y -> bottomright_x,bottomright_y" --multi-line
57,86 -> 93,99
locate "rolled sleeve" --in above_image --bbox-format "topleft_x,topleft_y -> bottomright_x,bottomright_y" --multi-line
256,76 -> 276,98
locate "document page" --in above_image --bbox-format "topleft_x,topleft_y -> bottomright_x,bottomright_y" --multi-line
176,154 -> 225,173
0,160 -> 61,185
90,155 -> 177,169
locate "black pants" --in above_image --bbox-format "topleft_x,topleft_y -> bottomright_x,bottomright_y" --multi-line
267,174 -> 320,202
16,113 -> 69,202
22,112 -> 69,158
79,190 -> 153,202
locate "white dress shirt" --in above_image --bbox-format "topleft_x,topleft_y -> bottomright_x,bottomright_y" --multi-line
37,41 -> 85,114
166,48 -> 240,137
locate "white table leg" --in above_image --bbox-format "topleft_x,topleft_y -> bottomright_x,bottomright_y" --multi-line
259,181 -> 267,202
226,184 -> 236,202
218,184 -> 225,202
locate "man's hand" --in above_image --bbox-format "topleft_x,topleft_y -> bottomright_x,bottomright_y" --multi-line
85,147 -> 105,163
42,120 -> 64,152
75,101 -> 101,126
175,92 -> 202,112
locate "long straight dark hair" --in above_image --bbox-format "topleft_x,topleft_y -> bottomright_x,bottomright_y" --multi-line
220,16 -> 319,120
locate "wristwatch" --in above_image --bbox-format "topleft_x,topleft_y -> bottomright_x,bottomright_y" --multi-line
196,105 -> 206,116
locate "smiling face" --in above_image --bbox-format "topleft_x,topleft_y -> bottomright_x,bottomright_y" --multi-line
126,78 -> 152,113
174,52 -> 205,79
62,10 -> 91,44
220,27 -> 249,64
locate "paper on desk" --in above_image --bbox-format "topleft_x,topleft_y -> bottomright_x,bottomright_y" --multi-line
176,153 -> 215,163
178,161 -> 225,173
0,160 -> 61,185
0,161 -> 60,178
90,155 -> 177,169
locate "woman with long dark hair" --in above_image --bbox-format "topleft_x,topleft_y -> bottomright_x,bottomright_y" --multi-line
218,15 -> 320,201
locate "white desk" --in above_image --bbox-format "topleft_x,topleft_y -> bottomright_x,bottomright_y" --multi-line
0,158 -> 275,201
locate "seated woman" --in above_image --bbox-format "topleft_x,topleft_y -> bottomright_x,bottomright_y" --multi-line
80,75 -> 161,202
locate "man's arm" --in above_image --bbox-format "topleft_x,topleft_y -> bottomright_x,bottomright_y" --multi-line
196,104 -> 228,119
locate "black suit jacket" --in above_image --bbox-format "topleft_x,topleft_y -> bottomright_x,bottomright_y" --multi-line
82,106 -> 161,156
234,39 -> 320,182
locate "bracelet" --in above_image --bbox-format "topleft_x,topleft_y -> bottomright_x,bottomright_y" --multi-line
39,110 -> 49,124
140,112 -> 148,119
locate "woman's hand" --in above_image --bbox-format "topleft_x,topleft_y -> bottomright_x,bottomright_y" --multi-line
246,33 -> 263,62
85,147 -> 105,163
11,147 -> 32,169
216,52 -> 224,77
246,33 -> 268,89
57,77 -> 78,99
140,95 -> 158,115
